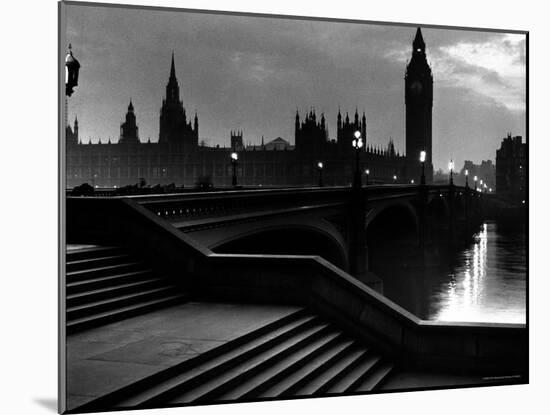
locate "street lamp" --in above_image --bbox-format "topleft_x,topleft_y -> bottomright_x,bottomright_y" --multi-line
365,169 -> 370,186
465,169 -> 469,188
352,130 -> 364,188
65,44 -> 80,97
231,152 -> 238,187
474,175 -> 478,191
410,179 -> 415,184
448,159 -> 454,185
317,161 -> 324,187
419,150 -> 426,185
393,174 -> 397,183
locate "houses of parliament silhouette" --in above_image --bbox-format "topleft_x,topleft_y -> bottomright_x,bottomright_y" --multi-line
66,28 -> 434,188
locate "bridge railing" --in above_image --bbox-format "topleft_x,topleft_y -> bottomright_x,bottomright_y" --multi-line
119,184 -> 468,223
66,192 -> 524,374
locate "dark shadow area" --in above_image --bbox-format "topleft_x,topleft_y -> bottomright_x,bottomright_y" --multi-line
213,227 -> 346,269
366,204 -> 426,316
366,205 -> 419,271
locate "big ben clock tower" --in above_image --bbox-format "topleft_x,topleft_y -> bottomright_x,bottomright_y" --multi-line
405,28 -> 433,182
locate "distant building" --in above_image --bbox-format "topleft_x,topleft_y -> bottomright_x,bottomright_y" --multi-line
457,160 -> 496,190
245,137 -> 294,151
66,28 -> 433,189
496,133 -> 526,203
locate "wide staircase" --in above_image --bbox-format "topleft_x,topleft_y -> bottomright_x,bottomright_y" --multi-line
75,307 -> 395,411
66,245 -> 188,333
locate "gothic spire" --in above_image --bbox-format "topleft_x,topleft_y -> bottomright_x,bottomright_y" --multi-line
413,27 -> 426,53
170,51 -> 176,80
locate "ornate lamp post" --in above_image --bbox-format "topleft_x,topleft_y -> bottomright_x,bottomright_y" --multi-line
448,159 -> 454,186
474,175 -> 478,191
365,169 -> 370,186
419,150 -> 426,185
465,169 -> 469,189
65,44 -> 80,151
352,130 -> 364,188
65,44 -> 80,97
317,161 -> 324,187
230,152 -> 238,187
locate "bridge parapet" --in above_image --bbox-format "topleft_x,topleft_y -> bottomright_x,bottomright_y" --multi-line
120,184 -> 469,223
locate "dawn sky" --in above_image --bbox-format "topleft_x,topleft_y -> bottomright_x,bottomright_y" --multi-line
65,4 -> 526,171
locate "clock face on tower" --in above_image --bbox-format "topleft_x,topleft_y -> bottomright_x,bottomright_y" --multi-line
410,81 -> 423,95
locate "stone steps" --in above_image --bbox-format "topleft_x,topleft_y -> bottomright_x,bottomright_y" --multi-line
67,253 -> 133,272
66,245 -> 187,333
67,294 -> 187,333
75,308 -> 394,411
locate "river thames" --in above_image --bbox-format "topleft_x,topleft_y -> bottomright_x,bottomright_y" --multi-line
379,221 -> 527,324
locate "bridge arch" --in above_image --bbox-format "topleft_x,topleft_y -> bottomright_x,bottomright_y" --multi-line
365,200 -> 419,235
363,201 -> 420,277
211,223 -> 348,270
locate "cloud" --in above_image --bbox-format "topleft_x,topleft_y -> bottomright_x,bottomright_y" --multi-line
432,34 -> 525,112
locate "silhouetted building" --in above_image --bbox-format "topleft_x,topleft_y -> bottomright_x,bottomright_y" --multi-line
496,133 -> 526,202
336,109 -> 367,155
119,100 -> 139,145
295,109 -> 331,156
158,52 -> 199,151
66,28 -> 433,189
246,137 -> 294,151
230,130 -> 244,151
458,160 -> 496,189
66,116 -> 79,146
405,28 -> 433,182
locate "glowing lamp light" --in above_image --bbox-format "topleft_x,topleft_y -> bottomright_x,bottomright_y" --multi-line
419,150 -> 426,163
352,138 -> 363,149
317,161 -> 324,169
393,175 -> 397,181
474,175 -> 478,182
231,152 -> 238,161
352,131 -> 363,149
448,160 -> 454,172
365,169 -> 370,175
410,179 -> 415,184
465,169 -> 469,176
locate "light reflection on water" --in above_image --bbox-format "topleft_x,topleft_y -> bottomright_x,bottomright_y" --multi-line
378,221 -> 526,324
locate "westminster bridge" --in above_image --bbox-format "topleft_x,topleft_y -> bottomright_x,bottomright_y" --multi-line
64,184 -> 525,413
